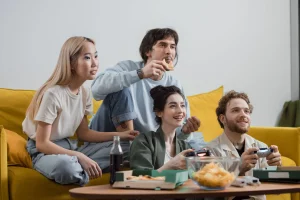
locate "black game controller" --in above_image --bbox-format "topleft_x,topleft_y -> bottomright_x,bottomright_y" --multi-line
254,148 -> 273,158
185,149 -> 211,157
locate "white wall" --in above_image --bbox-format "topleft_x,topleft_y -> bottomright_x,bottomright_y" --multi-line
0,0 -> 293,126
291,0 -> 299,100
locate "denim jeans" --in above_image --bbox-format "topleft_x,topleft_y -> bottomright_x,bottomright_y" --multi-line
89,87 -> 137,132
26,138 -> 130,186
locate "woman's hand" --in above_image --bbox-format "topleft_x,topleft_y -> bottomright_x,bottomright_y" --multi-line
182,116 -> 201,134
168,149 -> 194,169
76,152 -> 102,179
119,130 -> 140,141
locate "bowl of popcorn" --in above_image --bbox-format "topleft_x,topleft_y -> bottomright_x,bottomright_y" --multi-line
186,156 -> 240,190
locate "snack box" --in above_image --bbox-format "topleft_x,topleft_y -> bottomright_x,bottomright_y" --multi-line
112,169 -> 188,190
253,166 -> 300,183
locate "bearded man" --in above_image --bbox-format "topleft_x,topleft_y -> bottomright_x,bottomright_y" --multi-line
207,91 -> 282,200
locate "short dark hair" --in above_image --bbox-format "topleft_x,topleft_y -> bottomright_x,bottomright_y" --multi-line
139,28 -> 179,64
216,90 -> 253,128
150,85 -> 184,125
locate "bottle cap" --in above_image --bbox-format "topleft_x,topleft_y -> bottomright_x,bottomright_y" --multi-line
114,136 -> 120,140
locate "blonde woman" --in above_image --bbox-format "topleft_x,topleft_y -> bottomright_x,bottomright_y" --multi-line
22,37 -> 139,186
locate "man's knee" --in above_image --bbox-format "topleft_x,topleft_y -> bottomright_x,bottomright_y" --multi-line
116,120 -> 134,131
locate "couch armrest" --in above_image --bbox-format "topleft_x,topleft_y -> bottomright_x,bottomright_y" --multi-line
0,125 -> 9,200
249,127 -> 300,200
248,126 -> 300,166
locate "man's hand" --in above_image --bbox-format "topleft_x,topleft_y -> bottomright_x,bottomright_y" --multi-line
119,130 -> 139,141
239,147 -> 259,175
182,116 -> 201,134
266,145 -> 282,166
76,152 -> 102,179
142,60 -> 166,78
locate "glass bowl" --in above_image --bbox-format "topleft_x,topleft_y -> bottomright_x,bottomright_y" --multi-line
186,156 -> 241,190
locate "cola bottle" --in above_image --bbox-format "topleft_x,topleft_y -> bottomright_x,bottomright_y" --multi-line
110,136 -> 123,185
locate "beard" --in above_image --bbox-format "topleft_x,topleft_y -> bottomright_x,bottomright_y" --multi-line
225,118 -> 250,134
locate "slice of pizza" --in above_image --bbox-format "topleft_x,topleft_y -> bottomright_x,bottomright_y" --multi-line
126,175 -> 165,181
151,176 -> 165,181
138,175 -> 152,180
163,59 -> 174,71
126,176 -> 138,180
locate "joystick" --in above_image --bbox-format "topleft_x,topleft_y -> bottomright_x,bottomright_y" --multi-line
185,149 -> 211,157
254,148 -> 273,158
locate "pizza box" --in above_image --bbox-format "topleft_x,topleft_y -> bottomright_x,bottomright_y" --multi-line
253,166 -> 300,183
112,169 -> 188,190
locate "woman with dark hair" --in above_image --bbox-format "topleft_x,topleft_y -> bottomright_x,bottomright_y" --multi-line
130,85 -> 194,171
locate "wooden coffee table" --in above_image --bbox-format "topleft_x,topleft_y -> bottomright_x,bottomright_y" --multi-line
69,179 -> 300,199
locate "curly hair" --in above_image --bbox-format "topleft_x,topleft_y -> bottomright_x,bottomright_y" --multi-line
216,90 -> 253,128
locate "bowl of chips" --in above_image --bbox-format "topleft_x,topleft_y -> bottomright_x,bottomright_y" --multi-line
186,156 -> 240,190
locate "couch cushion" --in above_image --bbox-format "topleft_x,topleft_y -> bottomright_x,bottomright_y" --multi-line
187,86 -> 224,142
4,128 -> 32,168
8,166 -> 109,200
281,156 -> 296,166
90,99 -> 102,121
0,88 -> 35,139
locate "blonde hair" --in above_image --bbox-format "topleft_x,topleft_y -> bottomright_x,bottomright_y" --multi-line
27,36 -> 95,121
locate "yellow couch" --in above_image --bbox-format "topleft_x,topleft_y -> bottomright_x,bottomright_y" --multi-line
0,87 -> 299,200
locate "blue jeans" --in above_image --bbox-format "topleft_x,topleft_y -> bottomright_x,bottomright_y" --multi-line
89,87 -> 137,132
27,138 -> 130,186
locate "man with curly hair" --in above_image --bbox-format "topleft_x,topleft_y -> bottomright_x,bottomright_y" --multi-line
207,91 -> 282,200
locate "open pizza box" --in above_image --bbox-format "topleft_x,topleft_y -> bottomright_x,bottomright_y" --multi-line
112,169 -> 188,190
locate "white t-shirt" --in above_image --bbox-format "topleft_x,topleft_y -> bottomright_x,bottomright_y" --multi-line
164,151 -> 173,164
22,85 -> 93,141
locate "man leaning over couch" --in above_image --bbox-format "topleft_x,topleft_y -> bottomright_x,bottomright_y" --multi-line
207,90 -> 282,200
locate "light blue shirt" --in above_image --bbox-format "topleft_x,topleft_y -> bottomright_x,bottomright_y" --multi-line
91,60 -> 206,150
